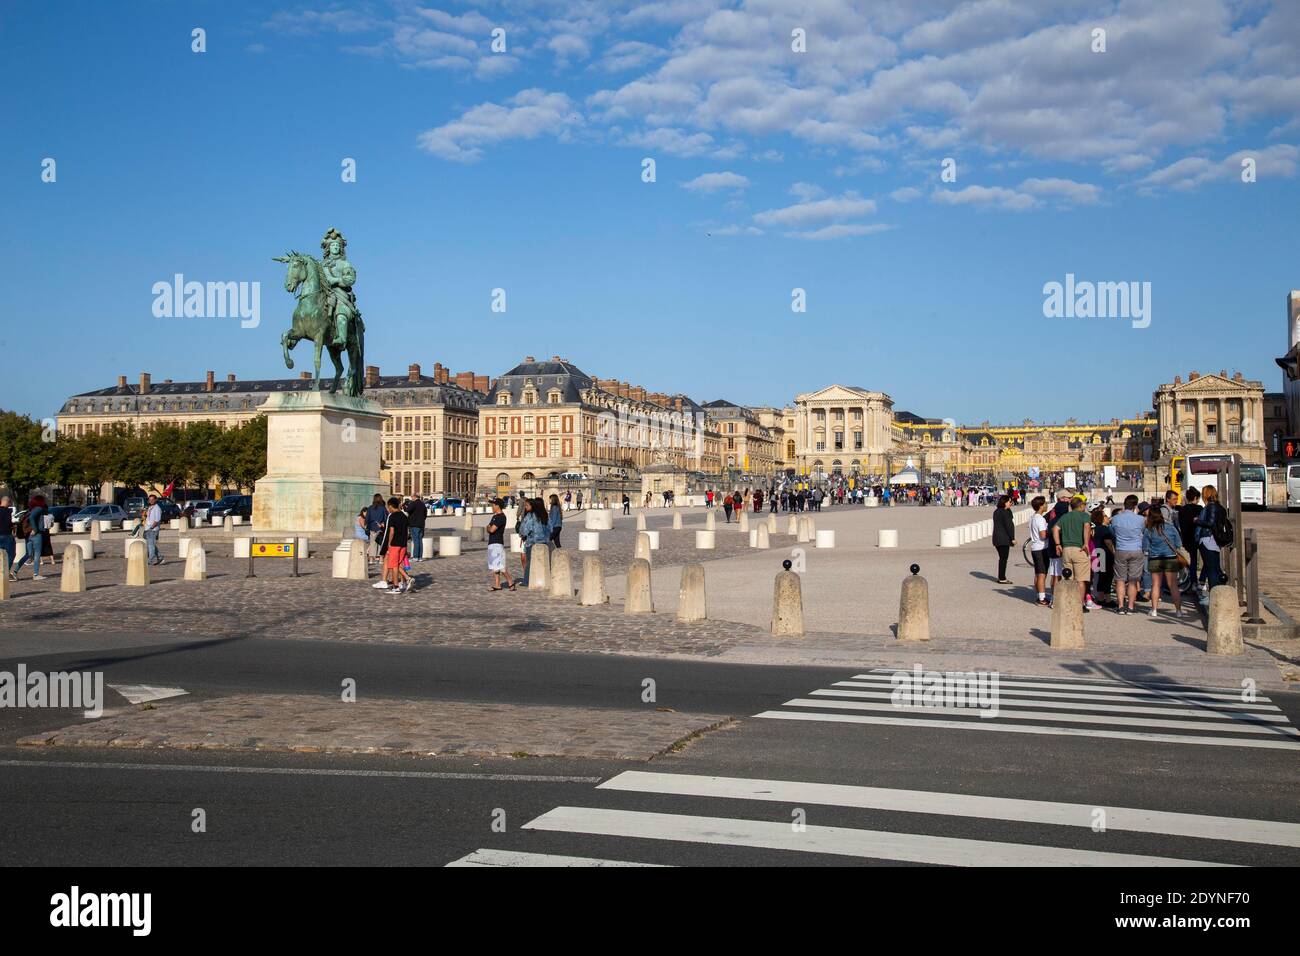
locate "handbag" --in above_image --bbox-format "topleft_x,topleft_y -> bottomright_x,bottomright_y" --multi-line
1158,527 -> 1190,568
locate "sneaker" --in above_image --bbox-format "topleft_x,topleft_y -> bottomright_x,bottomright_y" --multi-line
371,580 -> 390,589
1036,599 -> 1051,607
1149,609 -> 1159,619
31,575 -> 43,581
385,587 -> 401,595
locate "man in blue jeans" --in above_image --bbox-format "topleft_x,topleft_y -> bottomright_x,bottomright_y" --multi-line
0,495 -> 15,577
143,494 -> 164,565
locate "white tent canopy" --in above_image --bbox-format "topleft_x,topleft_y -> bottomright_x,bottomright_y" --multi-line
889,468 -> 920,485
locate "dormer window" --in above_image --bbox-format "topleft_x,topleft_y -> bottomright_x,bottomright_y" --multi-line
548,389 -> 563,404
497,393 -> 511,406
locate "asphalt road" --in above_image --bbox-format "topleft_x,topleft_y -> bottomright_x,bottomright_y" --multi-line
1,628 -> 1298,867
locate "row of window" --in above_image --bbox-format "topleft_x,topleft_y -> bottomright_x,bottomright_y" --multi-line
383,414 -> 477,435
389,469 -> 476,497
484,438 -> 574,460
384,441 -> 477,464
484,414 -> 575,436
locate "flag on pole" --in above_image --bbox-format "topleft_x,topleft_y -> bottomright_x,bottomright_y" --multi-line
161,479 -> 175,498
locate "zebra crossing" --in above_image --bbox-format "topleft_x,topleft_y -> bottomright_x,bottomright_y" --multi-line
754,668 -> 1300,751
445,769 -> 1300,867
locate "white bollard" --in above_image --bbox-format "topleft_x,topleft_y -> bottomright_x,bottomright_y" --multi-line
939,528 -> 960,548
815,529 -> 836,549
510,533 -> 524,554
70,539 -> 94,560
672,512 -> 683,530
749,529 -> 759,548
645,530 -> 660,550
585,509 -> 613,531
695,530 -> 716,550
578,531 -> 600,552
438,536 -> 462,557
878,529 -> 898,548
233,537 -> 251,558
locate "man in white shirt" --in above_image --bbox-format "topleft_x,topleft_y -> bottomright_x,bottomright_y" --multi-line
143,495 -> 164,566
1028,495 -> 1051,606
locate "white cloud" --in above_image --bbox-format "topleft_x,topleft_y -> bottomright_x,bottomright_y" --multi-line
708,224 -> 763,236
417,89 -> 582,162
1018,177 -> 1102,204
548,34 -> 591,65
1137,144 -> 1299,190
786,223 -> 892,241
596,40 -> 665,74
931,185 -> 1038,211
682,171 -> 751,193
621,126 -> 739,159
890,186 -> 923,202
754,190 -> 877,227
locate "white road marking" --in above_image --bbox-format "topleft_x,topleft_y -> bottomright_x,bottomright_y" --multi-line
780,698 -> 1300,737
754,709 -> 1300,750
107,684 -> 189,705
850,673 -> 1266,703
445,849 -> 665,867
599,772 -> 1300,848
522,807 -> 1231,867
0,759 -> 601,783
810,689 -> 1289,722
833,680 -> 1278,710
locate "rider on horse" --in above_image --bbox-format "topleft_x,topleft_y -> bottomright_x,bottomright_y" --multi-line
321,227 -> 360,349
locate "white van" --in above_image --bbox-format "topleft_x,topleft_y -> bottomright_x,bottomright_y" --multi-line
1288,463 -> 1300,512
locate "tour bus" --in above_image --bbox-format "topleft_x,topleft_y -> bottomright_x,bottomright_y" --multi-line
1287,463 -> 1300,512
1170,454 -> 1266,509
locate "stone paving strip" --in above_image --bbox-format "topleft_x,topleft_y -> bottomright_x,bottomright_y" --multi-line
18,695 -> 734,760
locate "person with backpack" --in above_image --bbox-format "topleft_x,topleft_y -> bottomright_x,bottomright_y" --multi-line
13,496 -> 45,580
0,495 -> 16,580
1194,485 -> 1230,592
722,493 -> 734,523
1177,487 -> 1202,597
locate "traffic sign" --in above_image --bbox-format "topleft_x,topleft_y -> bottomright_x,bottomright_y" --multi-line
252,542 -> 295,558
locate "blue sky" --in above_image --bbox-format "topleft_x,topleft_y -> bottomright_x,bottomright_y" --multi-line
3,0 -> 1298,424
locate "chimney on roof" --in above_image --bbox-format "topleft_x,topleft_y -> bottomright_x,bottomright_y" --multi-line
552,355 -> 562,362
139,372 -> 151,395
454,371 -> 474,391
365,365 -> 380,388
117,375 -> 127,388
524,355 -> 535,363
227,373 -> 236,382
408,363 -> 421,383
163,379 -> 173,384
432,362 -> 447,385
490,377 -> 498,389
205,370 -> 215,392
299,371 -> 311,380
1233,371 -> 1243,382
1189,371 -> 1199,380
1174,375 -> 1181,385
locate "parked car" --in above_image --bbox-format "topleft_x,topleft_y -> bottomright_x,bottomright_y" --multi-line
47,505 -> 81,530
208,495 -> 253,520
156,500 -> 182,521
182,500 -> 214,521
69,504 -> 128,528
426,496 -> 463,511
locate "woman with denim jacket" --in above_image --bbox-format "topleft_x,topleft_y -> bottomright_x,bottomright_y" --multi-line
1141,507 -> 1184,619
519,498 -> 549,586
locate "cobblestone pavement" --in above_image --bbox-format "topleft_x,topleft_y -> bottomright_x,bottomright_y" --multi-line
2,507 -> 1293,690
18,695 -> 732,760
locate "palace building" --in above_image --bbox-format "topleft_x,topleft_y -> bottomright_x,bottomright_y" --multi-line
476,357 -> 723,495
56,363 -> 488,497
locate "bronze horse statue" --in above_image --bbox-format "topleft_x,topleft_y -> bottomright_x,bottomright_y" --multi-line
273,251 -> 365,397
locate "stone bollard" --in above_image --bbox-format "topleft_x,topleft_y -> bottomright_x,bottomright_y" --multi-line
529,545 -> 550,590
939,528 -> 960,548
585,509 -> 613,531
1049,576 -> 1085,650
625,558 -> 654,614
125,539 -> 149,586
695,530 -> 716,550
878,529 -> 898,548
469,526 -> 486,542
766,513 -> 777,534
672,512 -> 682,530
439,535 -> 462,557
787,515 -> 798,536
463,514 -> 474,531
796,517 -> 813,543
184,541 -> 207,581
705,510 -> 716,532
756,525 -> 770,549
90,521 -> 101,542
749,529 -> 759,548
636,513 -> 647,531
739,511 -> 749,533
549,549 -> 573,600
579,555 -> 607,605
0,554 -> 9,601
896,564 -> 930,642
772,560 -> 804,637
578,531 -> 600,551
677,563 -> 707,622
60,545 -> 86,593
635,531 -> 653,564
225,515 -> 234,534
347,538 -> 368,580
1206,586 -> 1244,655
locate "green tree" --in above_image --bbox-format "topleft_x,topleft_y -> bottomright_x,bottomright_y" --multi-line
227,415 -> 268,492
0,411 -> 56,503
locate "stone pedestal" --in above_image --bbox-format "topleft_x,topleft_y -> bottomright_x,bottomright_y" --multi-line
252,390 -> 386,538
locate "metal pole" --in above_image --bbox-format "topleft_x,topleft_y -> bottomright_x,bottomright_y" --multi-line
1245,528 -> 1263,624
247,537 -> 255,578
292,540 -> 299,578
